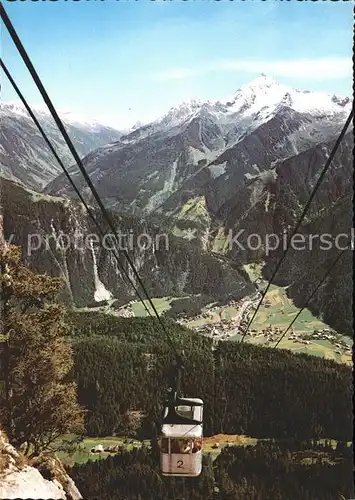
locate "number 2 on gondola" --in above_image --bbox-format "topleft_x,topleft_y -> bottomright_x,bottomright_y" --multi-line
177,460 -> 183,468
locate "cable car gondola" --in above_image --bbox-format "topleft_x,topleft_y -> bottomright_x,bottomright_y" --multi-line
160,396 -> 203,477
160,356 -> 203,477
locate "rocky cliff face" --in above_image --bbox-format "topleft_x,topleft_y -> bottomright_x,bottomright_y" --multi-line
214,132 -> 353,255
262,133 -> 353,335
0,430 -> 82,500
0,177 -> 254,307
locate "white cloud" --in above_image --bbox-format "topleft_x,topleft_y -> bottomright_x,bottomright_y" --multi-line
151,57 -> 352,81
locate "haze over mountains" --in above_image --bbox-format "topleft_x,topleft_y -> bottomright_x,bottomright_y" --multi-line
1,74 -> 353,335
45,75 -> 351,216
0,101 -> 123,191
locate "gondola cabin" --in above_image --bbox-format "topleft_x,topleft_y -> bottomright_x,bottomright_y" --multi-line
160,397 -> 203,477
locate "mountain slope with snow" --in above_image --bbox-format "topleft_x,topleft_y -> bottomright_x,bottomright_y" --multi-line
0,101 -> 123,191
2,75 -> 352,335
46,75 -> 352,218
121,75 -> 350,146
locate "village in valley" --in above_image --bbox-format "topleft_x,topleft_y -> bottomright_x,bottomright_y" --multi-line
85,282 -> 352,365
59,278 -> 352,468
180,298 -> 352,358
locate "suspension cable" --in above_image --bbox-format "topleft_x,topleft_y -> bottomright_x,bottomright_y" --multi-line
0,58 -> 157,322
274,249 -> 348,348
0,5 -> 182,363
239,108 -> 353,343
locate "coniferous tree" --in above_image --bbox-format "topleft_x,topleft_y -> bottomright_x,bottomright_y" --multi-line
0,244 -> 84,456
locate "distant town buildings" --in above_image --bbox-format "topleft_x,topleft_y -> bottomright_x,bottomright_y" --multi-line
187,298 -> 352,358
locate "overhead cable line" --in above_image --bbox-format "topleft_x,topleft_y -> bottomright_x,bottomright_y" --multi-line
274,248 -> 348,348
239,107 -> 353,344
0,57 -> 155,322
0,4 -> 181,362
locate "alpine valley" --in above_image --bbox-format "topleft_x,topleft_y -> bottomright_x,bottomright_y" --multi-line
1,75 -> 353,336
1,71 -> 354,500
0,102 -> 123,191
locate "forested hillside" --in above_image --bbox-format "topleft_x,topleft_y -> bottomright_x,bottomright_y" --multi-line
69,311 -> 353,441
1,176 -> 253,307
1,243 -> 352,499
70,440 -> 354,500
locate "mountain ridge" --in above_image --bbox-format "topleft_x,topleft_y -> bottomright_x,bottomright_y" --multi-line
2,75 -> 352,335
0,101 -> 123,192
45,75 -> 351,222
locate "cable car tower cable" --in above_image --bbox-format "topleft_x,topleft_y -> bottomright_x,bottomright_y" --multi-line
0,3 -> 182,367
273,248 -> 348,348
1,60 -> 201,479
1,8 -> 203,476
0,58 -> 156,323
239,108 -> 353,344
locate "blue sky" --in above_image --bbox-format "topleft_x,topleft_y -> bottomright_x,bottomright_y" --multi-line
1,0 -> 353,129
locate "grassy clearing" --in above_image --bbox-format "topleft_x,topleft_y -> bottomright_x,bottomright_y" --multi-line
227,285 -> 352,365
248,285 -> 327,333
57,436 -> 150,467
176,285 -> 352,365
177,196 -> 211,225
58,434 -> 260,466
187,311 -> 221,328
220,307 -> 239,321
230,333 -> 352,366
243,262 -> 264,282
211,227 -> 230,254
186,303 -> 239,329
171,226 -> 187,239
203,434 -> 259,455
59,434 -> 350,467
72,285 -> 352,365
31,192 -> 67,204
131,297 -> 174,317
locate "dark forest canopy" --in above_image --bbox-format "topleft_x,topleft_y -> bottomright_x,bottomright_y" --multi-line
70,440 -> 354,500
68,311 -> 352,441
0,249 -> 352,499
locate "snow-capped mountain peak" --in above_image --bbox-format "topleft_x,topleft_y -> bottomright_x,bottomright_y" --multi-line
0,100 -> 121,131
1,100 -> 50,119
58,110 -> 103,129
221,74 -> 351,125
144,74 -> 292,134
157,98 -> 206,128
241,73 -> 281,92
118,75 -> 351,147
226,75 -> 289,117
289,88 -> 352,117
121,97 -> 211,141
0,100 -> 122,191
2,74 -> 351,199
